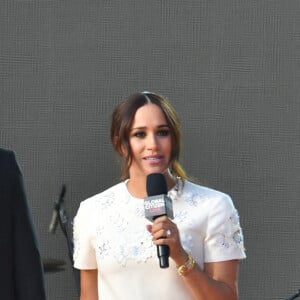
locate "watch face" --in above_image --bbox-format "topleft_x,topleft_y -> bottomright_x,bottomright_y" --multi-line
177,255 -> 195,276
178,265 -> 188,276
186,260 -> 193,269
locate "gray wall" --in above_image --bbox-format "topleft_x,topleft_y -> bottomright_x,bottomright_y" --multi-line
1,1 -> 299,299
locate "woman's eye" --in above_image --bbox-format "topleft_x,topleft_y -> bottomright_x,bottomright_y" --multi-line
157,130 -> 169,136
134,132 -> 146,138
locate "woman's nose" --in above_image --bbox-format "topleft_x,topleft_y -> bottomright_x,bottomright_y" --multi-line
146,134 -> 158,150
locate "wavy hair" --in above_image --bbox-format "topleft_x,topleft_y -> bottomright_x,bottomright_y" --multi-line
110,91 -> 187,180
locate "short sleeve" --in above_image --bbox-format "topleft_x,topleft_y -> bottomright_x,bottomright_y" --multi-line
204,194 -> 246,262
73,201 -> 98,270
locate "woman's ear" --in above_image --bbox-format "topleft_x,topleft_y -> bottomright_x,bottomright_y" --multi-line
113,136 -> 119,147
120,143 -> 128,157
114,135 -> 128,157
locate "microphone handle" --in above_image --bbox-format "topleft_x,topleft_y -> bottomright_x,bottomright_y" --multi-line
153,212 -> 170,268
157,244 -> 170,268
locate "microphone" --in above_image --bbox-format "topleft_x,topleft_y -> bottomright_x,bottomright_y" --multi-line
49,185 -> 66,234
144,173 -> 174,268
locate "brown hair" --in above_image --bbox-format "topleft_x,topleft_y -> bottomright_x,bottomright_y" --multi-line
110,92 -> 187,180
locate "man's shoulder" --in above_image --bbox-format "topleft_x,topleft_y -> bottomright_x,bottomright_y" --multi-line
0,148 -> 15,168
0,147 -> 12,156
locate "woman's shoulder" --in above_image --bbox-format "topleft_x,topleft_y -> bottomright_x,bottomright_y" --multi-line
79,181 -> 126,207
75,182 -> 126,220
183,180 -> 230,198
179,180 -> 234,208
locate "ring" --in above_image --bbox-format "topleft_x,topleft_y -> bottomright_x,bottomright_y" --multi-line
166,229 -> 172,237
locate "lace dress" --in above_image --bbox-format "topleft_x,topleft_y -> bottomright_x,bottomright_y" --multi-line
73,180 -> 246,300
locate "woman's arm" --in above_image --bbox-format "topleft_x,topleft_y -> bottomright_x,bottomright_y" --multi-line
149,216 -> 241,300
80,269 -> 98,300
180,259 -> 240,300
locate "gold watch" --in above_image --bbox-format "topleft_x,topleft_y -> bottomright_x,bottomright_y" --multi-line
176,255 -> 196,276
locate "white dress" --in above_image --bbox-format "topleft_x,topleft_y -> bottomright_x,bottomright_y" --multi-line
73,180 -> 246,300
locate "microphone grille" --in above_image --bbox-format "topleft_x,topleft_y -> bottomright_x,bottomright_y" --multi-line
146,173 -> 168,196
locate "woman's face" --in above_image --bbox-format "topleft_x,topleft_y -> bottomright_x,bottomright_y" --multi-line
127,103 -> 172,179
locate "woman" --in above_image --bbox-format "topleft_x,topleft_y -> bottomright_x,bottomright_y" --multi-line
73,91 -> 246,300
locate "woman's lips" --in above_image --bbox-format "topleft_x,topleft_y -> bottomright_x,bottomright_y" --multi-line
144,156 -> 163,163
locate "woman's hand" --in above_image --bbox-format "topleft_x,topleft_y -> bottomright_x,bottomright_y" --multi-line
147,217 -> 239,300
146,215 -> 189,266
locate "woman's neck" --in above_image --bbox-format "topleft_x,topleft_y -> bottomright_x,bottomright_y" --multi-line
126,173 -> 177,199
126,178 -> 147,198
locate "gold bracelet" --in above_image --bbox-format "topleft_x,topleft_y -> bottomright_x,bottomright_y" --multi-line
176,255 -> 196,276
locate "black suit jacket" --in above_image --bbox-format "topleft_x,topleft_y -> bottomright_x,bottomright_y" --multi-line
0,149 -> 46,300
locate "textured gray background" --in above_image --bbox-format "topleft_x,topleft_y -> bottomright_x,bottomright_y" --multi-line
1,1 -> 299,299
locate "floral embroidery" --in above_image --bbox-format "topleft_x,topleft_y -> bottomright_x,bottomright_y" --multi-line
93,192 -> 156,267
74,181 -> 245,269
174,209 -> 188,223
181,232 -> 194,251
98,240 -> 111,257
215,210 -> 245,251
96,191 -> 115,209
